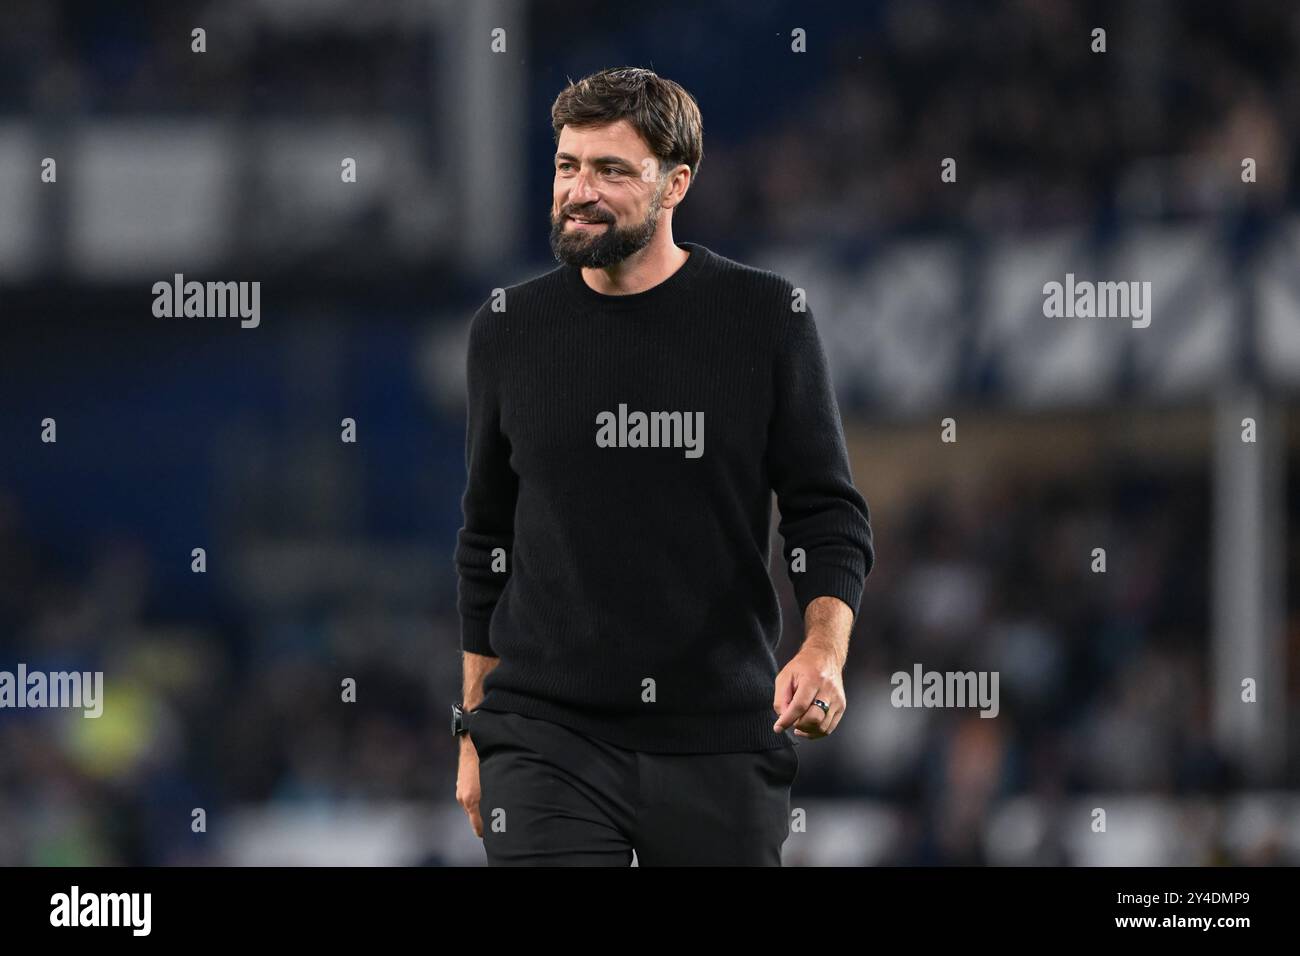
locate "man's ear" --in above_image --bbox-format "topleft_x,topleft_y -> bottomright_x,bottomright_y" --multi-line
663,167 -> 691,208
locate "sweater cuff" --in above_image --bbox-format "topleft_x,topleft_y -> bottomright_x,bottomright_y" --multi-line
792,563 -> 865,621
460,615 -> 498,657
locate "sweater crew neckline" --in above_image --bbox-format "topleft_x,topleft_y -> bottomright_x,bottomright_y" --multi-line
563,241 -> 709,313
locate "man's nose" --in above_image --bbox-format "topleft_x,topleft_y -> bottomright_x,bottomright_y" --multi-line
569,168 -> 600,204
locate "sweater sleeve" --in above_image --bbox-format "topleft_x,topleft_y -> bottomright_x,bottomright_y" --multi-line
765,299 -> 875,620
454,303 -> 518,657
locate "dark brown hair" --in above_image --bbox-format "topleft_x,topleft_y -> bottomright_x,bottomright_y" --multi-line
551,67 -> 703,184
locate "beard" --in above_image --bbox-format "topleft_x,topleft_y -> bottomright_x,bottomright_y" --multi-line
549,184 -> 664,269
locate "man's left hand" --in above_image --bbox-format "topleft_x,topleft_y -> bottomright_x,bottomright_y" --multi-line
772,642 -> 845,739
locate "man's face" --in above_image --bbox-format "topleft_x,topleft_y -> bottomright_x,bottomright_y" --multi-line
550,119 -> 670,269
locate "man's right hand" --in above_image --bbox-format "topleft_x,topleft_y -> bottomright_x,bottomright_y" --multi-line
456,736 -> 484,837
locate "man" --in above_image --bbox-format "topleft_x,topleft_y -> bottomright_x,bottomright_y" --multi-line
452,66 -> 874,866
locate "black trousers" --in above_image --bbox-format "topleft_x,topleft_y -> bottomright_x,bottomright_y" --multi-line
468,707 -> 799,866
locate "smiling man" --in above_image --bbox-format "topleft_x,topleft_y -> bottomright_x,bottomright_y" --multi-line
452,66 -> 874,866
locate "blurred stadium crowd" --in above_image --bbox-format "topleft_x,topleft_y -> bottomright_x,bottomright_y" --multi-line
2,1 -> 1295,238
1,0 -> 1299,865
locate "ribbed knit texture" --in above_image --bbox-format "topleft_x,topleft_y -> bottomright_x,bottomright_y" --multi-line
454,241 -> 874,754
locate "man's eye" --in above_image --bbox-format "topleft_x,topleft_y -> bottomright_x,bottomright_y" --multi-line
602,168 -> 621,176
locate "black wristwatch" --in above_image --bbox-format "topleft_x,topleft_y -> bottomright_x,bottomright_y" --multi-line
451,701 -> 469,739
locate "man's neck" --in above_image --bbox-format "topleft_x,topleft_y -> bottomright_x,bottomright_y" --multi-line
581,235 -> 690,296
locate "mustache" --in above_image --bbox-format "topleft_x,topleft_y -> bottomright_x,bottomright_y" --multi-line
561,207 -> 612,222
